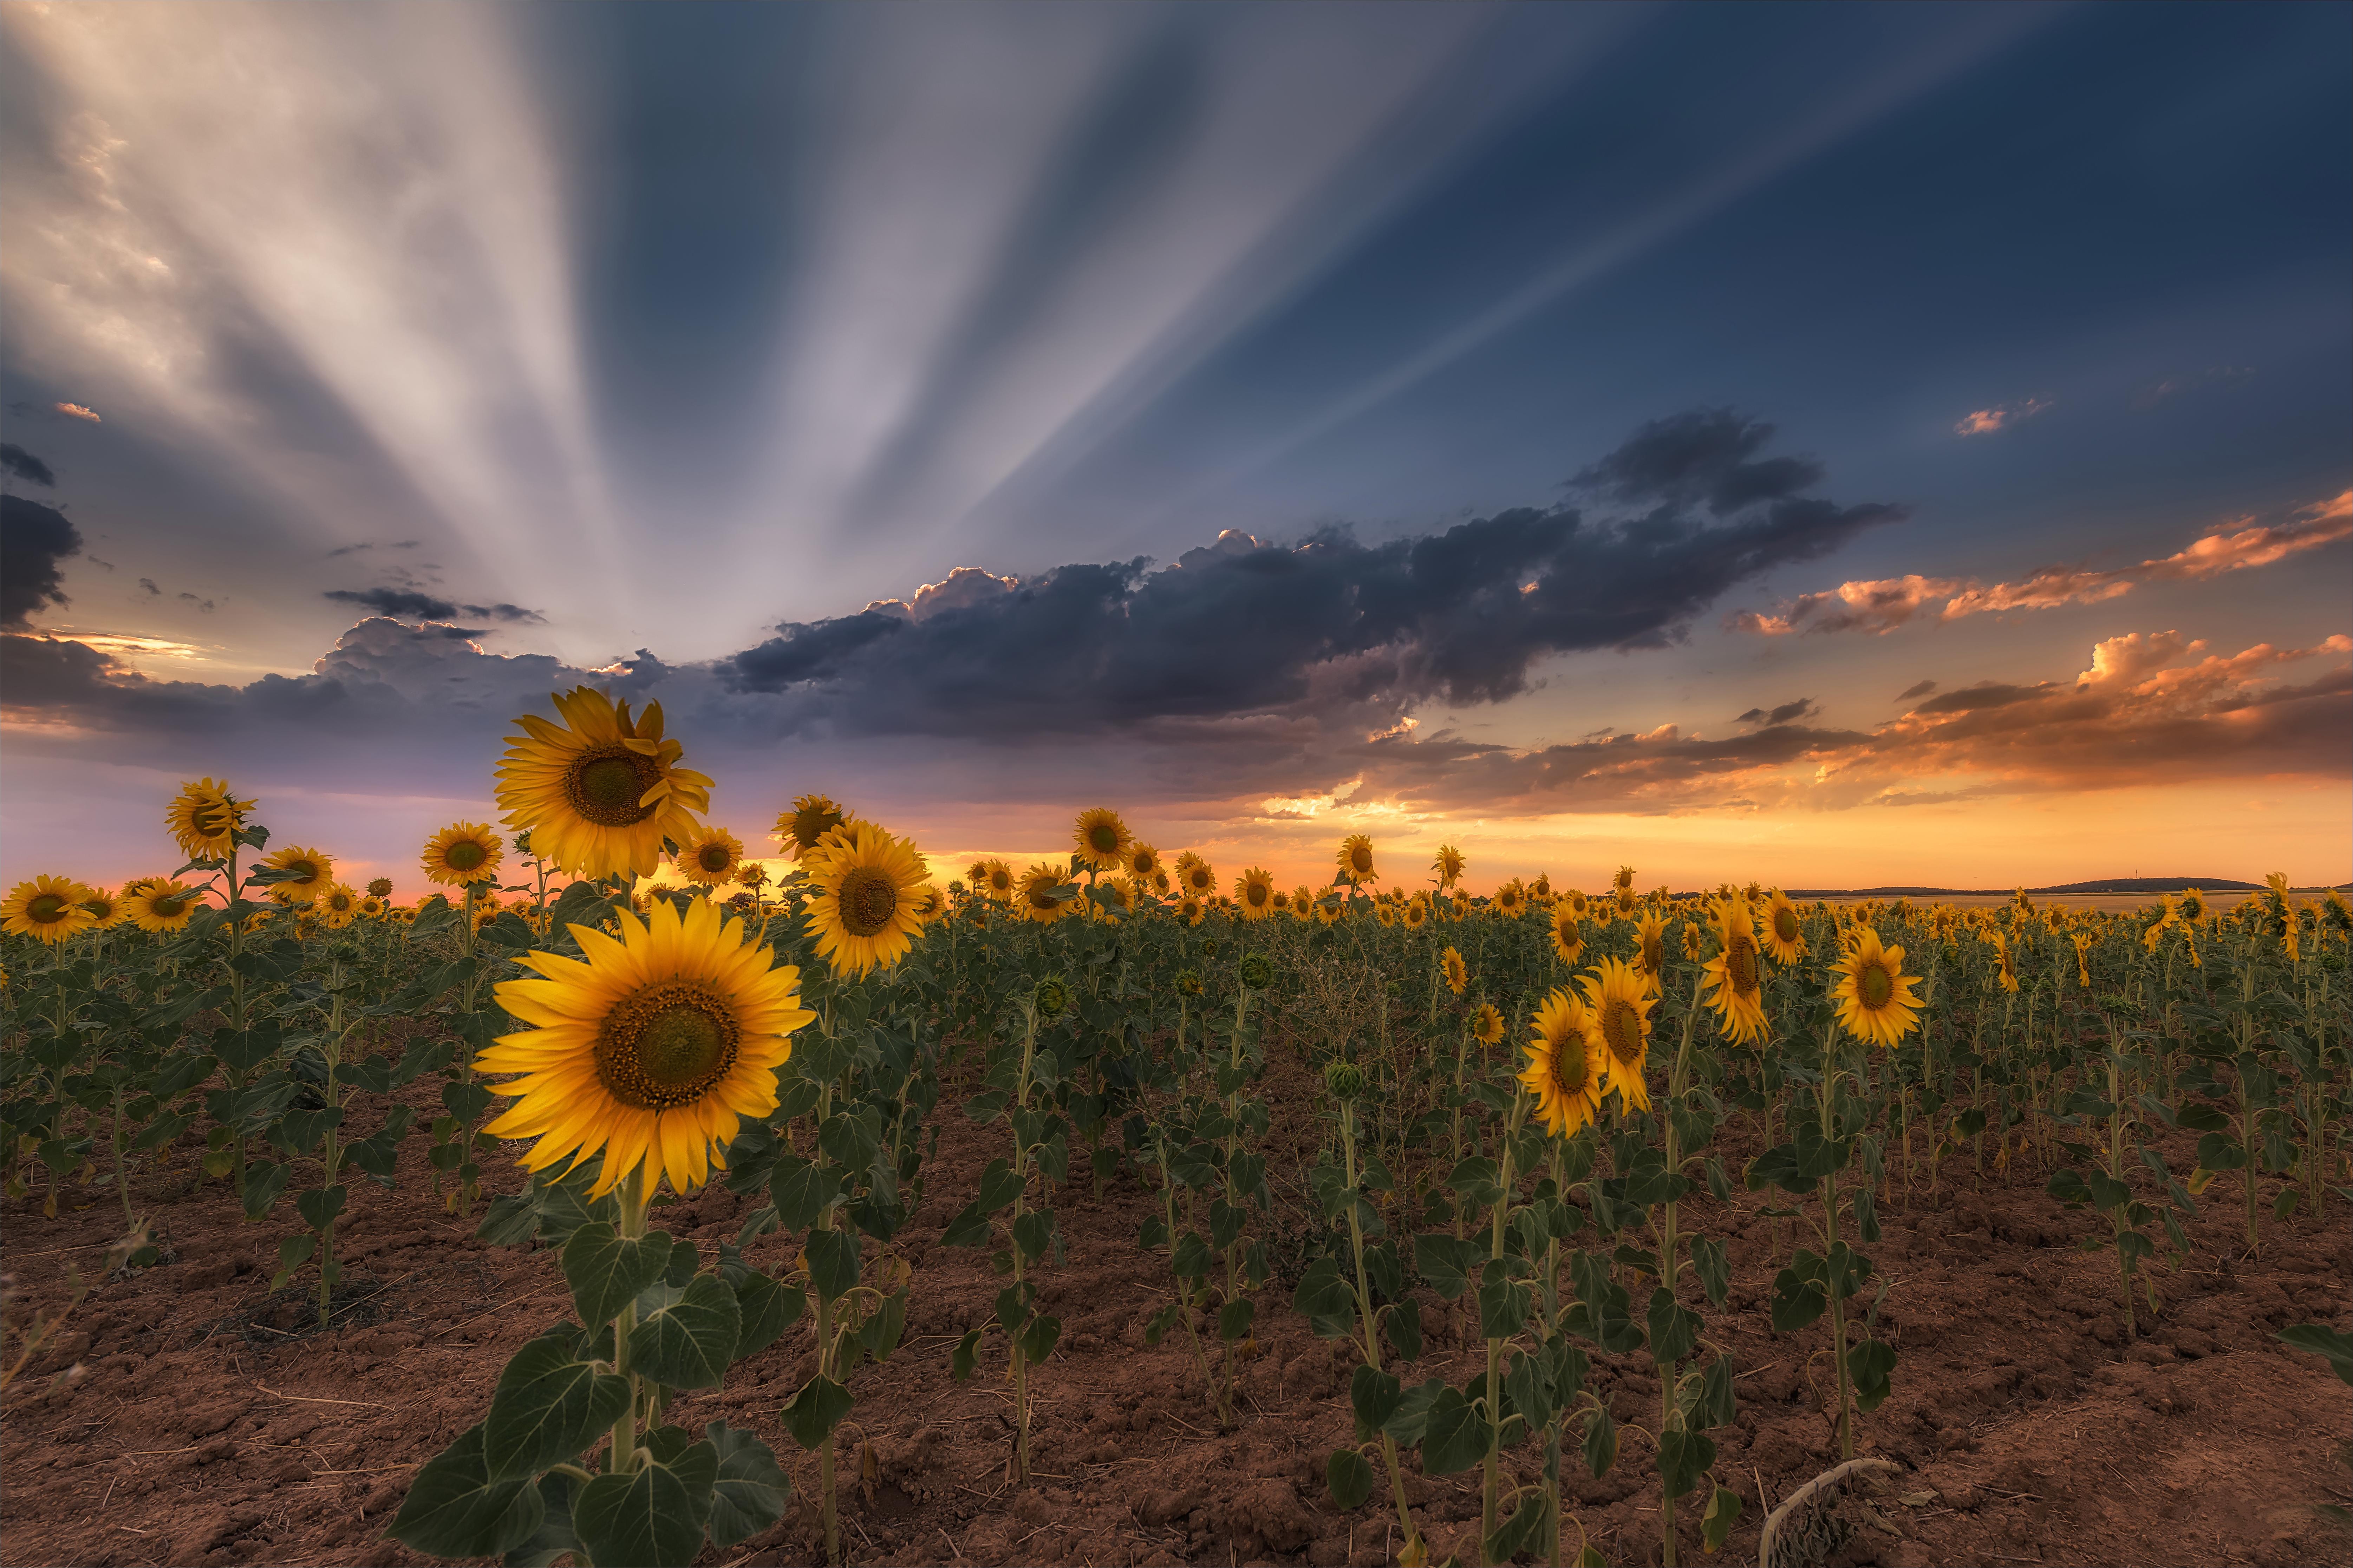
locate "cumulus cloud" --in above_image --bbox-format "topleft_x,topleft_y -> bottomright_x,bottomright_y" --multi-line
1,444 -> 57,486
322,587 -> 545,624
1730,491 -> 2352,636
52,402 -> 101,423
1736,698 -> 1819,726
1953,396 -> 2051,436
2,495 -> 83,628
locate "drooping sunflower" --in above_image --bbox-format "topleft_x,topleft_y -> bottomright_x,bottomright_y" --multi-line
124,880 -> 202,933
1073,808 -> 1132,871
1017,862 -> 1075,923
1471,1002 -> 1504,1047
1440,945 -> 1468,997
481,897 -> 813,1199
1633,910 -> 1668,994
318,884 -> 361,929
1989,930 -> 2019,993
79,888 -> 125,929
1519,988 -> 1603,1142
1832,926 -> 1923,1048
165,778 -> 255,861
805,820 -> 932,977
1433,844 -> 1465,889
1760,890 -> 1806,966
1236,867 -> 1277,921
1578,956 -> 1656,1115
422,822 -> 504,888
1335,834 -> 1377,885
1700,897 -> 1767,1045
676,826 -> 746,888
1550,904 -> 1584,966
2071,931 -> 2092,988
1494,880 -> 1525,917
496,688 -> 712,881
4,876 -> 99,943
261,845 -> 334,906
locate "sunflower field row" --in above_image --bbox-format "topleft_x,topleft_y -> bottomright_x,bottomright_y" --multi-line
4,684 -> 2347,1567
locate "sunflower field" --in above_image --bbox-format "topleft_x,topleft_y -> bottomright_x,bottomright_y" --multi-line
4,687 -> 2349,1568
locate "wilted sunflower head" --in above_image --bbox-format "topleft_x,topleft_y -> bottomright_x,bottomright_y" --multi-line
1073,807 -> 1132,871
776,793 -> 848,859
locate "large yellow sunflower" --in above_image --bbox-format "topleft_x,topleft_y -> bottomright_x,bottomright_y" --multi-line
1832,926 -> 1922,1048
1551,904 -> 1584,966
124,880 -> 202,933
495,688 -> 712,880
1236,867 -> 1277,921
1519,988 -> 1603,1142
422,822 -> 504,888
1700,897 -> 1767,1045
261,846 -> 334,907
1335,834 -> 1377,885
165,778 -> 254,861
1440,945 -> 1468,997
481,897 -> 813,1198
776,794 -> 847,860
1073,808 -> 1132,871
805,821 -> 931,977
1578,956 -> 1655,1115
676,826 -> 745,887
1017,862 -> 1075,923
4,876 -> 98,943
1433,844 -> 1465,888
1760,890 -> 1806,966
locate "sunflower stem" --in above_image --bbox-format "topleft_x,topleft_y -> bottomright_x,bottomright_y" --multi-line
608,1163 -> 647,1477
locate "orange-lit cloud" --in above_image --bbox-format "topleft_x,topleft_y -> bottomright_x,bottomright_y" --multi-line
1953,396 -> 2051,436
1733,491 -> 2352,635
52,401 -> 101,423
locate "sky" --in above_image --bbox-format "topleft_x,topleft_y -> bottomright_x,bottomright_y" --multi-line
2,0 -> 2348,897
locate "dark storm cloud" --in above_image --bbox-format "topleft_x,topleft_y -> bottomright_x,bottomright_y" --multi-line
1896,679 -> 1937,701
732,412 -> 1905,736
2,494 -> 82,628
2,445 -> 57,487
1735,698 -> 1819,726
323,588 -> 545,624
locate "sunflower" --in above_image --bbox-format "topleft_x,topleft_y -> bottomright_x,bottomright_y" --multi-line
359,895 -> 389,921
1440,945 -> 1468,997
2071,931 -> 2092,988
774,793 -> 848,860
1471,1002 -> 1504,1047
1314,896 -> 1342,926
4,876 -> 99,943
1699,897 -> 1767,1045
806,820 -> 932,976
1831,925 -> 1922,1047
1614,865 -> 1635,893
1760,890 -> 1806,965
124,880 -> 202,933
1335,834 -> 1377,885
1017,862 -> 1075,923
1550,904 -> 1584,966
1495,880 -> 1525,917
165,777 -> 254,861
976,858 -> 1015,902
1532,872 -> 1552,902
316,884 -> 361,929
1374,902 -> 1397,928
1095,877 -> 1137,922
261,845 -> 334,906
1402,898 -> 1428,931
1519,988 -> 1603,1142
737,861 -> 768,889
480,897 -> 814,1199
80,888 -> 125,929
2179,887 -> 2207,923
1176,894 -> 1204,927
1989,930 -> 2019,993
421,822 -> 503,888
1566,889 -> 1589,920
1578,957 -> 1655,1115
1073,808 -> 1132,871
1433,844 -> 1465,888
1152,869 -> 1174,897
367,877 -> 394,899
911,885 -> 945,923
1174,853 -> 1217,899
496,688 -> 712,881
676,826 -> 745,887
1224,866 -> 1275,922
1633,910 -> 1668,994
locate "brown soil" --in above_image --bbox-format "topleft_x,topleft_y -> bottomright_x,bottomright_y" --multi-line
3,1049 -> 2347,1568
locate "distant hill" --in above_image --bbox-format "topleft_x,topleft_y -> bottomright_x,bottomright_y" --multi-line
1782,878 -> 2265,898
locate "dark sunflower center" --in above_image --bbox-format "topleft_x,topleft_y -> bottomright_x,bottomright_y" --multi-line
153,894 -> 189,918
991,870 -> 1011,891
1550,1032 -> 1589,1095
28,894 -> 67,923
697,844 -> 733,873
289,862 -> 321,887
595,980 -> 741,1111
1134,851 -> 1156,874
1773,907 -> 1799,943
1350,846 -> 1373,873
1189,868 -> 1211,891
1728,934 -> 1759,995
566,746 -> 660,828
1034,887 -> 1062,911
1859,961 -> 1894,1010
792,806 -> 841,849
446,840 -> 488,871
1247,882 -> 1267,906
1088,823 -> 1120,854
1602,999 -> 1643,1066
839,866 -> 899,936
